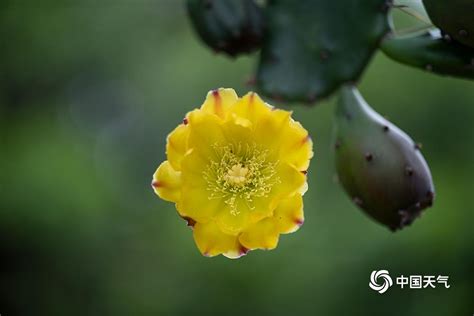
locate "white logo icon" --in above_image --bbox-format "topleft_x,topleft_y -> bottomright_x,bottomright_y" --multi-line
369,270 -> 393,294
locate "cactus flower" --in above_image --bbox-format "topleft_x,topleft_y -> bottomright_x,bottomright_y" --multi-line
152,88 -> 313,258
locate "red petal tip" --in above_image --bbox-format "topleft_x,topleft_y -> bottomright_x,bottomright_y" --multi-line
182,216 -> 196,228
239,246 -> 250,257
151,180 -> 161,189
295,218 -> 304,227
302,134 -> 311,144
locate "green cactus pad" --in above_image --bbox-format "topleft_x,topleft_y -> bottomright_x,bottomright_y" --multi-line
423,0 -> 474,49
381,29 -> 474,79
186,0 -> 264,57
334,86 -> 435,231
256,0 -> 390,103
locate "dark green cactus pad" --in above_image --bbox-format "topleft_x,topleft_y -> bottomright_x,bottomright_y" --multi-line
422,0 -> 474,49
186,0 -> 264,57
256,0 -> 390,103
381,29 -> 474,79
334,86 -> 435,231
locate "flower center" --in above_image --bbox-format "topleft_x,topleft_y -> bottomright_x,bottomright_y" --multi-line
225,164 -> 249,186
203,143 -> 280,215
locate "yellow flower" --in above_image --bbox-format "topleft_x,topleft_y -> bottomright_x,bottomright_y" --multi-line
152,88 -> 313,258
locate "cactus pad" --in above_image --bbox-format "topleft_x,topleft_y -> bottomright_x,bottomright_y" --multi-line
381,29 -> 474,79
256,0 -> 390,103
422,0 -> 474,49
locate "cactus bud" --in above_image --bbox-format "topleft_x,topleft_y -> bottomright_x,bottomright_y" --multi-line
186,0 -> 264,57
333,86 -> 435,231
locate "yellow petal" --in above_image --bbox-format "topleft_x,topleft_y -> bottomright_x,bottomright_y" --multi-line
229,113 -> 252,128
178,151 -> 221,222
298,180 -> 308,195
239,218 -> 280,250
166,123 -> 189,171
179,149 -> 208,187
200,88 -> 239,119
252,109 -> 312,172
273,194 -> 304,234
187,110 -> 226,160
228,92 -> 272,125
177,189 -> 223,223
253,109 -> 292,153
279,120 -> 314,171
215,199 -> 252,236
272,162 -> 307,200
193,221 -> 247,258
247,195 -> 275,224
221,119 -> 254,147
152,161 -> 181,203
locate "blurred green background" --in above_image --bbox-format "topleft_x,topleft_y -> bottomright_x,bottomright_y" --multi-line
1,1 -> 473,315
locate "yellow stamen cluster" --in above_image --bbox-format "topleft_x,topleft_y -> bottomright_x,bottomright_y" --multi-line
225,164 -> 249,186
203,143 -> 280,215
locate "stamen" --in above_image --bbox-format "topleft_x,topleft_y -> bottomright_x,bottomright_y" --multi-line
203,143 -> 280,215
